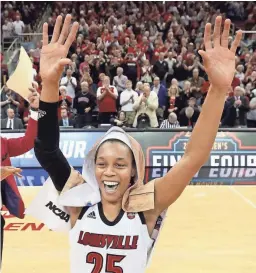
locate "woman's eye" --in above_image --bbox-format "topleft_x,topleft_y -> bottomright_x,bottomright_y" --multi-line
97,163 -> 105,167
116,164 -> 125,168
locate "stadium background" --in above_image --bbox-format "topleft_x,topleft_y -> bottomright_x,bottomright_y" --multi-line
0,2 -> 256,273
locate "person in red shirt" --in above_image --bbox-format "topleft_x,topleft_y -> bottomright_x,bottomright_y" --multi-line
96,76 -> 118,124
0,89 -> 39,263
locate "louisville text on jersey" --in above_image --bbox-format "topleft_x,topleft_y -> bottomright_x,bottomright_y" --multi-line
78,231 -> 138,250
45,201 -> 70,222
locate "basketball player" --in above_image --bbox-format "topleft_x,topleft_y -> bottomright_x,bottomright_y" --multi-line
31,15 -> 242,273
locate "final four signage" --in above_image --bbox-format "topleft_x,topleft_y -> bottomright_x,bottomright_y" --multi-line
146,132 -> 256,185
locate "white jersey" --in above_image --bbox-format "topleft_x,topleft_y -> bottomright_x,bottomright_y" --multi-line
69,202 -> 153,273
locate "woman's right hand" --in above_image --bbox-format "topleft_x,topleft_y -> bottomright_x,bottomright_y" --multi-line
40,15 -> 79,87
1,166 -> 22,181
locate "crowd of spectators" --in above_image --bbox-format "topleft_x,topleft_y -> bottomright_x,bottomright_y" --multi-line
1,1 -> 47,41
1,1 -> 256,130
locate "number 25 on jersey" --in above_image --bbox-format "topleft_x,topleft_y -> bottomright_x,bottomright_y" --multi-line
86,252 -> 126,273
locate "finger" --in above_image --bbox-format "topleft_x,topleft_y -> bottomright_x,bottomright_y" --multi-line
221,19 -> 231,48
58,14 -> 72,44
64,21 -> 79,50
203,23 -> 212,50
28,87 -> 37,93
213,16 -> 222,47
14,172 -> 23,178
230,30 -> 242,54
51,15 -> 63,43
27,91 -> 36,101
6,166 -> 20,171
54,58 -> 72,75
42,23 -> 48,46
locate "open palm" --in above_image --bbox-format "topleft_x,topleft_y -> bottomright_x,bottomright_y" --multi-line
40,15 -> 79,84
199,16 -> 242,90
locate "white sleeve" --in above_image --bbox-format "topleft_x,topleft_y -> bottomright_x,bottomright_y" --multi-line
133,91 -> 138,100
60,77 -> 66,85
113,76 -> 117,86
120,92 -> 125,105
25,179 -> 71,232
72,77 -> 77,87
25,177 -> 101,232
113,86 -> 118,96
30,110 -> 38,121
96,87 -> 102,98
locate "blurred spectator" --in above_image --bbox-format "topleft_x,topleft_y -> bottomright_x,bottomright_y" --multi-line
0,86 -> 20,118
152,52 -> 169,82
1,108 -> 24,129
160,112 -> 180,129
152,77 -> 167,120
13,14 -> 25,35
179,98 -> 200,127
120,80 -> 138,127
2,18 -> 13,40
73,81 -> 96,128
166,85 -> 180,118
59,108 -> 75,127
79,55 -> 90,76
188,68 -> 205,103
111,111 -> 128,128
133,83 -> 159,128
80,67 -> 93,86
135,81 -> 144,95
58,86 -> 72,119
60,69 -> 77,103
173,55 -> 189,82
113,67 -> 128,93
236,64 -> 245,82
247,97 -> 256,128
97,76 -> 118,124
140,59 -> 153,84
225,87 -> 250,127
165,51 -> 177,86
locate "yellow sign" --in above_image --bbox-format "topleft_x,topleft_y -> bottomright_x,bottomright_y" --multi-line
6,47 -> 33,101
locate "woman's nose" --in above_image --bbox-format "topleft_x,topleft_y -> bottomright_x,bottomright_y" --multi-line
104,166 -> 115,176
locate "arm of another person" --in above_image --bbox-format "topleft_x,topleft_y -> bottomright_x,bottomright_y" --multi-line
133,94 -> 143,110
7,89 -> 39,157
70,77 -> 77,88
239,97 -> 250,111
97,87 -> 107,101
150,17 -> 242,215
34,15 -> 79,192
147,93 -> 159,110
120,92 -> 131,106
107,86 -> 118,100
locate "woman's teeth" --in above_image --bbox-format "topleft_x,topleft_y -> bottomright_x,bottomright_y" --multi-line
103,181 -> 119,192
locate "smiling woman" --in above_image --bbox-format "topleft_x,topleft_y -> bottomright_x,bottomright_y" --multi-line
95,140 -> 136,205
25,13 -> 243,273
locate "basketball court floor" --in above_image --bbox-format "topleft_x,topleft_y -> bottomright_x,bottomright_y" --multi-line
2,186 -> 256,273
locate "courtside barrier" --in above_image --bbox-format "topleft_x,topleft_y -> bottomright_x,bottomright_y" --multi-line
2,128 -> 256,185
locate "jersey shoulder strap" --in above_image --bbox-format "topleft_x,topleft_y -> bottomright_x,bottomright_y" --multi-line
78,206 -> 91,220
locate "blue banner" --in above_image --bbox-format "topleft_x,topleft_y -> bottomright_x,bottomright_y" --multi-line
2,130 -> 256,186
3,131 -> 105,168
